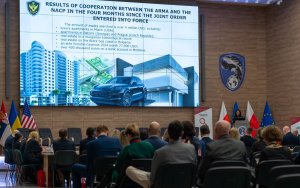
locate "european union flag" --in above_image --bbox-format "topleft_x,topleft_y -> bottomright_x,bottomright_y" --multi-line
231,101 -> 239,125
261,101 -> 275,127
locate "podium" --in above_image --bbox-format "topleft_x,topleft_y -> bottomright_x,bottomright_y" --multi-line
234,120 -> 249,136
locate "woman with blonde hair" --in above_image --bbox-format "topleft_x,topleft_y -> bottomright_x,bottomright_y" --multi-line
229,127 -> 240,140
23,131 -> 43,165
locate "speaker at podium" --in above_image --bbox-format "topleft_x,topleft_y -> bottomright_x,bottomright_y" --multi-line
234,119 -> 249,136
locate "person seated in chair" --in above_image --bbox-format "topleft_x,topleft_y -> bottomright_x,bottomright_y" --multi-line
198,120 -> 247,182
144,121 -> 167,150
22,131 -> 43,183
125,120 -> 197,188
79,127 -> 95,155
112,123 -> 155,187
282,126 -> 299,146
72,125 -> 123,188
53,129 -> 76,186
53,129 -> 76,152
259,126 -> 292,162
12,132 -> 23,150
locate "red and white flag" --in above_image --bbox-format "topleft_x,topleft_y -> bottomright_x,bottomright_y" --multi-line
246,101 -> 259,137
21,100 -> 37,129
219,101 -> 230,123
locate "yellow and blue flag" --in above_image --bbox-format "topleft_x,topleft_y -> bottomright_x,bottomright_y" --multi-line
8,100 -> 21,132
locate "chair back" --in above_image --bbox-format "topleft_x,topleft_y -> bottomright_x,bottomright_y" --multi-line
269,165 -> 300,188
4,149 -> 14,164
53,150 -> 76,167
40,137 -> 51,146
17,128 -> 30,140
293,146 -> 300,152
209,160 -> 246,168
251,152 -> 261,167
93,156 -> 117,178
67,128 -> 82,146
12,149 -> 23,166
78,154 -> 87,165
204,166 -> 252,188
255,160 -> 292,187
154,163 -> 197,188
131,159 -> 152,172
274,174 -> 300,188
38,128 -> 53,141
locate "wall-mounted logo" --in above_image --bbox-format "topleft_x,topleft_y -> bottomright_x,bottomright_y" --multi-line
27,1 -> 40,16
219,53 -> 245,91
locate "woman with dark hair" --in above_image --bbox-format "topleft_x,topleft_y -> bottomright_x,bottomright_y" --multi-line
259,126 -> 291,162
232,109 -> 245,124
12,132 -> 23,150
182,121 -> 205,159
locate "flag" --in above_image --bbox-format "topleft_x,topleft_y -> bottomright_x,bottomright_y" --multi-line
8,100 -> 21,132
246,101 -> 259,137
219,101 -> 230,123
261,101 -> 275,127
21,100 -> 37,129
231,101 -> 239,124
0,100 -> 12,146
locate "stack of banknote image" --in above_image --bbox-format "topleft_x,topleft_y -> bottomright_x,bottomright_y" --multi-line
79,57 -> 114,95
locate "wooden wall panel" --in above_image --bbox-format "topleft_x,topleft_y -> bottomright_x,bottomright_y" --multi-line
266,0 -> 300,127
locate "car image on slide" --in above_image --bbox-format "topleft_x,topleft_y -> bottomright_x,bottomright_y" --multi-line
90,76 -> 147,106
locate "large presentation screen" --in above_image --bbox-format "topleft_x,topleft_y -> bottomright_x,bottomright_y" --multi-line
20,0 -> 199,107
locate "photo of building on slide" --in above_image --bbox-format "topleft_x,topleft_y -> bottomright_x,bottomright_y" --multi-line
20,41 -> 199,107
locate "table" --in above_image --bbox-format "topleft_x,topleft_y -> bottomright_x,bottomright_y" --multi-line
42,152 -> 54,187
42,150 -> 79,187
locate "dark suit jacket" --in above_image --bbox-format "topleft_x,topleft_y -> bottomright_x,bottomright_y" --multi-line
201,136 -> 213,145
4,135 -> 14,150
23,139 -> 42,165
53,138 -> 76,152
86,135 -> 122,175
260,146 -> 292,161
282,132 -> 299,146
79,136 -> 95,155
144,135 -> 167,150
199,135 -> 247,180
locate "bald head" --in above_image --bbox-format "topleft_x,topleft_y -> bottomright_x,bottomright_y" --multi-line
148,121 -> 161,136
283,126 -> 290,135
214,120 -> 231,139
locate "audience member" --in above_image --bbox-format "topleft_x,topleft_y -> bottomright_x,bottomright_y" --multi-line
199,120 -> 247,181
4,130 -> 19,150
79,127 -> 95,155
112,123 -> 155,185
144,121 -> 167,150
240,127 -> 256,158
282,125 -> 299,146
53,129 -> 76,152
200,124 -> 213,145
120,130 -> 129,147
22,131 -> 42,183
140,129 -> 149,140
229,127 -> 240,140
110,129 -> 121,138
72,125 -> 122,188
260,126 -> 292,161
251,127 -> 266,154
12,132 -> 23,150
126,120 -> 197,188
182,121 -> 205,158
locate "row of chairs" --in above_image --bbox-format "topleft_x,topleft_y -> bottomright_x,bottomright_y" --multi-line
4,149 -> 40,186
18,128 -> 82,146
201,160 -> 300,188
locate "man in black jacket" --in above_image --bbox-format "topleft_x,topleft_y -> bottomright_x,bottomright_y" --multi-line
282,126 -> 299,146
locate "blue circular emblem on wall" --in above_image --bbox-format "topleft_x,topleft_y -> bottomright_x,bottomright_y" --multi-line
219,53 -> 246,91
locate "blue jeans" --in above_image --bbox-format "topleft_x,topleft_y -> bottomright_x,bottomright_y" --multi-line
72,164 -> 87,188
